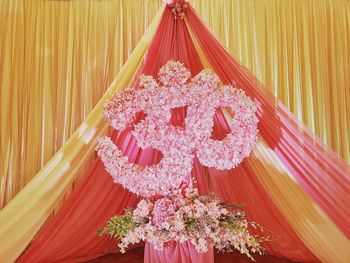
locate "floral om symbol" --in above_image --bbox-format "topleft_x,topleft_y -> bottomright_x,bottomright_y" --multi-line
97,61 -> 258,197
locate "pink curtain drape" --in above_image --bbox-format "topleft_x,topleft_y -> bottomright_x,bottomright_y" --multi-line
18,4 -> 350,262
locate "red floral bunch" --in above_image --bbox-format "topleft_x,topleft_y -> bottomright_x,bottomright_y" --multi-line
166,0 -> 188,20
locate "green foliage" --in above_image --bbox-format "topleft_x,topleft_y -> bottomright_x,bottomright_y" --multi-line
184,219 -> 196,231
220,220 -> 246,232
97,211 -> 134,238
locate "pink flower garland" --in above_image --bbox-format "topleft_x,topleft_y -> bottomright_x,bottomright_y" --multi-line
97,61 -> 259,197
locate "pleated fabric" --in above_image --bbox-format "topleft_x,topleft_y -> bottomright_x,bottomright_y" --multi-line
0,2 -> 349,263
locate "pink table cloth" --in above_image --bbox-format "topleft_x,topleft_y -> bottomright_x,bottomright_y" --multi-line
144,241 -> 214,263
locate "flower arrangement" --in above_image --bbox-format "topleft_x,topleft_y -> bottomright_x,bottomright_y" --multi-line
98,186 -> 265,260
163,0 -> 188,19
97,61 -> 259,197
97,61 -> 265,260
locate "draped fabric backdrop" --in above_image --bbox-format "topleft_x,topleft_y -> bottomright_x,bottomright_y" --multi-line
1,0 -> 349,208
0,1 -> 350,263
0,0 -> 162,207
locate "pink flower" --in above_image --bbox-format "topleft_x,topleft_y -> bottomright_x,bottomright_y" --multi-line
164,0 -> 188,4
97,61 -> 259,197
108,187 -> 264,259
152,198 -> 176,229
133,200 -> 153,218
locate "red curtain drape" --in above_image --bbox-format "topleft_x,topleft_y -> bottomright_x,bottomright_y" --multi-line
185,5 -> 350,239
18,4 -> 350,262
18,8 -> 211,263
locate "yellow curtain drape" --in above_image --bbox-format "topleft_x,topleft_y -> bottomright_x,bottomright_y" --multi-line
189,0 -> 350,160
251,140 -> 350,262
1,0 -> 349,208
193,35 -> 350,263
0,5 -> 165,262
0,0 -> 162,207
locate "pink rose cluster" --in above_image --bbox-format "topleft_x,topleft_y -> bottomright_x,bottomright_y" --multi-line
152,198 -> 176,229
97,61 -> 259,197
101,186 -> 264,260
